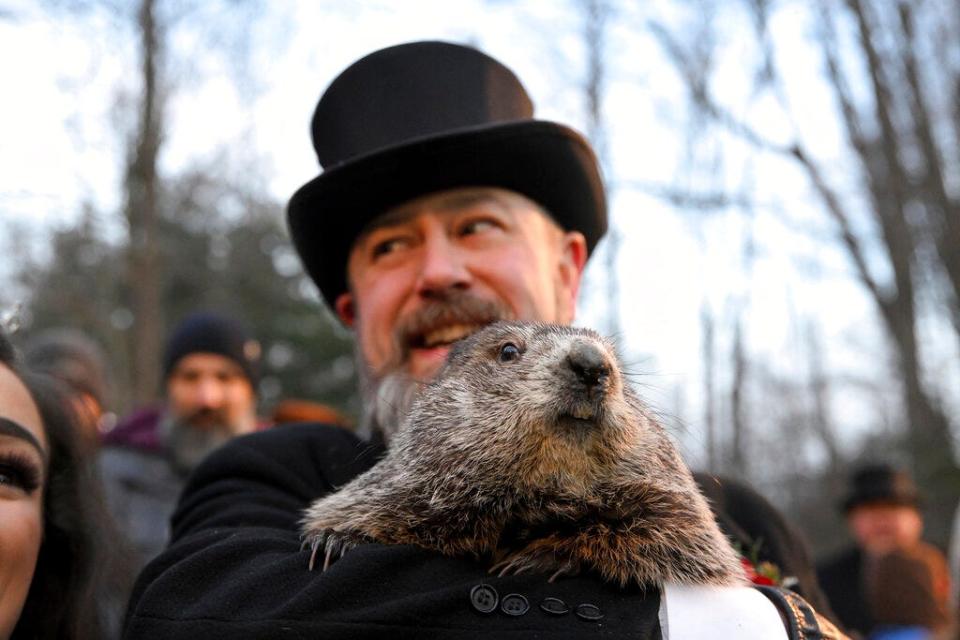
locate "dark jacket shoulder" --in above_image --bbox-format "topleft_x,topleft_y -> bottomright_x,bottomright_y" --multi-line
169,422 -> 381,539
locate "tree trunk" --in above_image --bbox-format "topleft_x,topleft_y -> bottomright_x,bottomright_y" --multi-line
125,0 -> 164,404
701,304 -> 717,472
804,321 -> 843,473
729,317 -> 748,475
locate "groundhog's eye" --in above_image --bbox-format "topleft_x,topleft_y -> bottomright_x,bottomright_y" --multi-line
498,342 -> 521,363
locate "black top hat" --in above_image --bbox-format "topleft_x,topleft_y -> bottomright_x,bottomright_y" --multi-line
287,41 -> 607,308
841,464 -> 921,513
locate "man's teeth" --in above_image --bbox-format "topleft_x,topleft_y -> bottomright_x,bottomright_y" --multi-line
421,324 -> 481,348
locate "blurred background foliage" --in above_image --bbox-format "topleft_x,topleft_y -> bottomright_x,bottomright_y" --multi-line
13,167 -> 358,418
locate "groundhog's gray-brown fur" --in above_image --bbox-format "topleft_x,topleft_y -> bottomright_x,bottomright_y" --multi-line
301,322 -> 744,588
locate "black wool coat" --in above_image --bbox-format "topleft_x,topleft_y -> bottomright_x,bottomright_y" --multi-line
816,547 -> 870,636
122,423 -> 829,639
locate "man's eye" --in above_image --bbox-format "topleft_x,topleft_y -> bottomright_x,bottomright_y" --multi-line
459,219 -> 497,236
371,238 -> 408,259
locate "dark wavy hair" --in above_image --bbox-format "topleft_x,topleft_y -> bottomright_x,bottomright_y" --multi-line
2,328 -> 131,639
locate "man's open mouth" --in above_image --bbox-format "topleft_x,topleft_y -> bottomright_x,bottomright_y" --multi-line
409,323 -> 486,350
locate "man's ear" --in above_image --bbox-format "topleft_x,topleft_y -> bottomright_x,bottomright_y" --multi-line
334,292 -> 356,327
556,231 -> 588,323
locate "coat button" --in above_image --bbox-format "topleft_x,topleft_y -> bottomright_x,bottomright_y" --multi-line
540,597 -> 570,615
576,603 -> 604,621
500,593 -> 530,616
469,584 -> 499,614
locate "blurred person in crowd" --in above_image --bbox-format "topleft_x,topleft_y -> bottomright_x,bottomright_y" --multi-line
818,464 -> 951,637
100,311 -> 263,569
1,326 -> 128,639
22,327 -> 112,449
122,42 -> 843,638
867,546 -> 954,640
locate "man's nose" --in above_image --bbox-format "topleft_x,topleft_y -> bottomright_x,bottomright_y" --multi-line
415,233 -> 471,297
193,378 -> 225,408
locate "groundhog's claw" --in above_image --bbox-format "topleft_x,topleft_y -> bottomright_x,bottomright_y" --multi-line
490,548 -> 578,582
303,529 -> 368,571
548,565 -> 579,583
490,556 -> 521,577
307,537 -> 321,571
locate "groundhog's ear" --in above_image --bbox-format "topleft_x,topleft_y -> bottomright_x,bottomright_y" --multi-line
335,292 -> 356,327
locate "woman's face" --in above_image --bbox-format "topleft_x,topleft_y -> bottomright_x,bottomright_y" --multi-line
0,364 -> 47,639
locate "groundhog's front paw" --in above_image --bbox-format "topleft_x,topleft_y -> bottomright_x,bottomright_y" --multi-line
490,539 -> 581,583
301,528 -> 371,571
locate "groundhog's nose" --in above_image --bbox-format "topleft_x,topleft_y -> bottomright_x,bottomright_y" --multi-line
567,341 -> 610,390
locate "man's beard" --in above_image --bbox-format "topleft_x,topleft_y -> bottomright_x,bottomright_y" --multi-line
159,409 -> 235,475
357,291 -> 512,442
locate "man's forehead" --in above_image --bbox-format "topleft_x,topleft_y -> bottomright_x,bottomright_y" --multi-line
170,353 -> 245,377
360,187 -> 552,236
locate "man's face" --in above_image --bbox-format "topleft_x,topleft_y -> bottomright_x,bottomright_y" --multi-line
163,352 -> 257,472
847,502 -> 923,555
166,353 -> 256,435
336,187 -> 588,383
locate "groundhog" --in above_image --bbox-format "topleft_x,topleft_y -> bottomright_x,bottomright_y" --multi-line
301,322 -> 744,588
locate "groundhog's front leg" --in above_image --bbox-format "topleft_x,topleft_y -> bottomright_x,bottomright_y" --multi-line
300,474 -> 412,571
301,475 -> 500,570
303,474 -> 515,571
490,523 -> 719,588
490,489 -> 744,587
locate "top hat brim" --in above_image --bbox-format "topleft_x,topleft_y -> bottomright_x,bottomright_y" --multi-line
287,119 -> 606,309
841,490 -> 921,513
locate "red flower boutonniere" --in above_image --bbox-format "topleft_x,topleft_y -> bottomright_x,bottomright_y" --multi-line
741,557 -> 779,586
737,539 -> 799,589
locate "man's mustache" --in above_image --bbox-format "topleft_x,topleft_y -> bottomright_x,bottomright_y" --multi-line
357,291 -> 513,440
392,291 -> 512,361
182,407 -> 229,429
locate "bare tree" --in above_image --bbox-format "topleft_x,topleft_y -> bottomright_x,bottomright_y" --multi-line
32,0 -> 271,404
649,0 -> 960,540
124,0 -> 164,403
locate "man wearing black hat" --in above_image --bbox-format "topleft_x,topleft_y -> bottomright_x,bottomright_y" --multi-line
101,311 -> 262,571
123,42 -> 841,638
817,464 -> 950,637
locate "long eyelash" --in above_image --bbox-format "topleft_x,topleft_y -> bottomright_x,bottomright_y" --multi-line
0,451 -> 42,493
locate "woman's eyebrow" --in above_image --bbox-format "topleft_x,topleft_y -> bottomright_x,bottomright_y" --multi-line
0,417 -> 48,463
